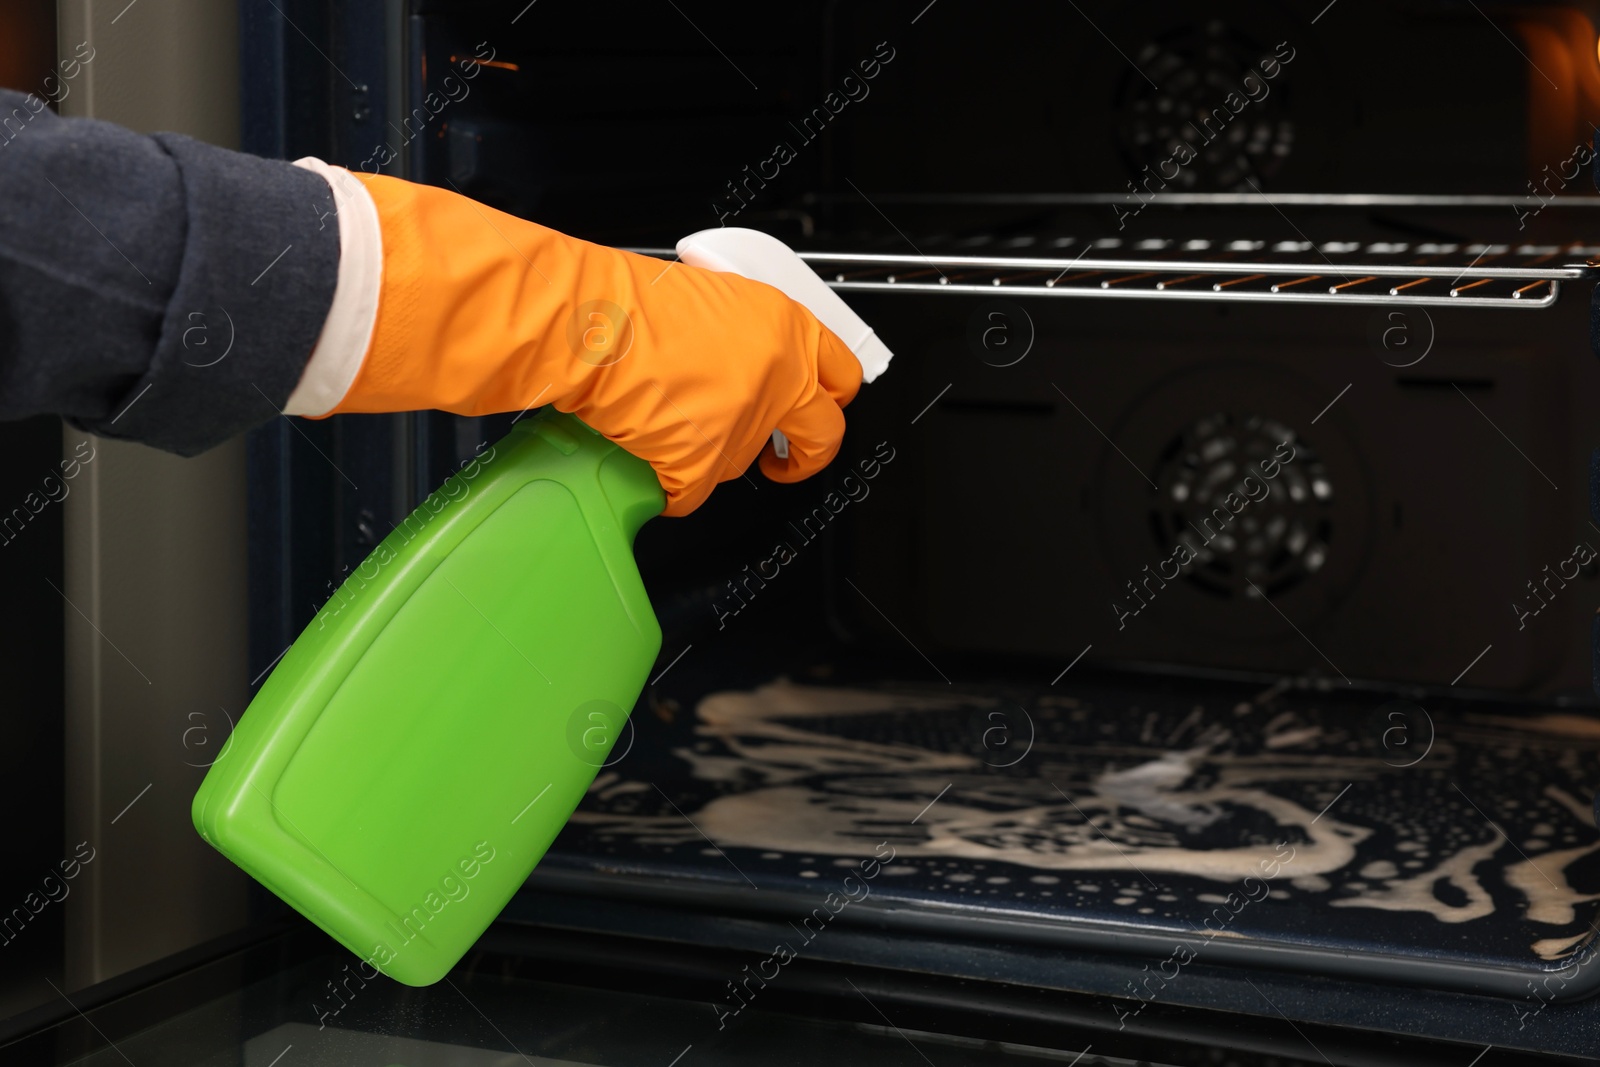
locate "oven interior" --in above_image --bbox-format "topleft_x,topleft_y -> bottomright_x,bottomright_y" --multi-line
392,0 -> 1600,693
233,0 -> 1600,1059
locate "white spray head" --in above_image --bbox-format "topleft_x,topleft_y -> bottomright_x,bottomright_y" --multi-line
676,228 -> 894,383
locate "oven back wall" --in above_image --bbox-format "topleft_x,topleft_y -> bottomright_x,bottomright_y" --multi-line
395,1 -> 1600,696
833,287 -> 1595,695
828,0 -> 1529,198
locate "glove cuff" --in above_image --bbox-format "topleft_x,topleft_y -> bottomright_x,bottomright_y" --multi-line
324,171 -> 432,415
283,159 -> 383,417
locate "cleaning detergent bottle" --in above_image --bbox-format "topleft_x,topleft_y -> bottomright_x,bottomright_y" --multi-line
191,229 -> 892,986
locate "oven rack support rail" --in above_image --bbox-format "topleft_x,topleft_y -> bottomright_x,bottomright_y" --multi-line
637,241 -> 1600,308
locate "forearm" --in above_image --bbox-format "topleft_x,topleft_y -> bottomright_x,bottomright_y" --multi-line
0,88 -> 339,455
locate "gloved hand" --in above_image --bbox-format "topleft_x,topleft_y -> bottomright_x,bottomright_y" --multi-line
322,173 -> 862,516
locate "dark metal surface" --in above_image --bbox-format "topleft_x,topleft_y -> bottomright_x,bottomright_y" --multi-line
242,0 -> 412,688
533,662 -> 1600,999
504,889 -> 1599,1062
9,913 -> 1583,1066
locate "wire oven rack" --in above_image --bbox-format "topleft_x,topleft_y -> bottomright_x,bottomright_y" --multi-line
639,238 -> 1600,308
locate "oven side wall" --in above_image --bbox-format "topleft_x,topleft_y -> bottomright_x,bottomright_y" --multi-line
56,0 -> 252,991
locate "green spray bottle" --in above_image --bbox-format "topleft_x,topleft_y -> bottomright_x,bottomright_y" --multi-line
191,229 -> 893,986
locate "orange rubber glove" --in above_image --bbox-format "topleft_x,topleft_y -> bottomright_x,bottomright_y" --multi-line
325,173 -> 862,516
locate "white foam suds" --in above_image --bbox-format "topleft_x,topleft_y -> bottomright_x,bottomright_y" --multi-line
597,780 -> 651,801
1505,840 -> 1600,926
1330,837 -> 1504,923
575,681 -> 1371,882
1264,726 -> 1323,749
1466,713 -> 1600,739
574,680 -> 1600,951
1544,784 -> 1595,826
1533,931 -> 1593,961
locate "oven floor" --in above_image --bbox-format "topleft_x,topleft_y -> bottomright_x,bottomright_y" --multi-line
535,658 -> 1600,1001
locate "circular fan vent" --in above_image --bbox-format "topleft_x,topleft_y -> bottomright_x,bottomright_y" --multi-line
1148,413 -> 1331,600
1114,20 -> 1293,191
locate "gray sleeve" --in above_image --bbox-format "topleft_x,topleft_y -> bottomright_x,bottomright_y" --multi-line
0,88 -> 341,455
